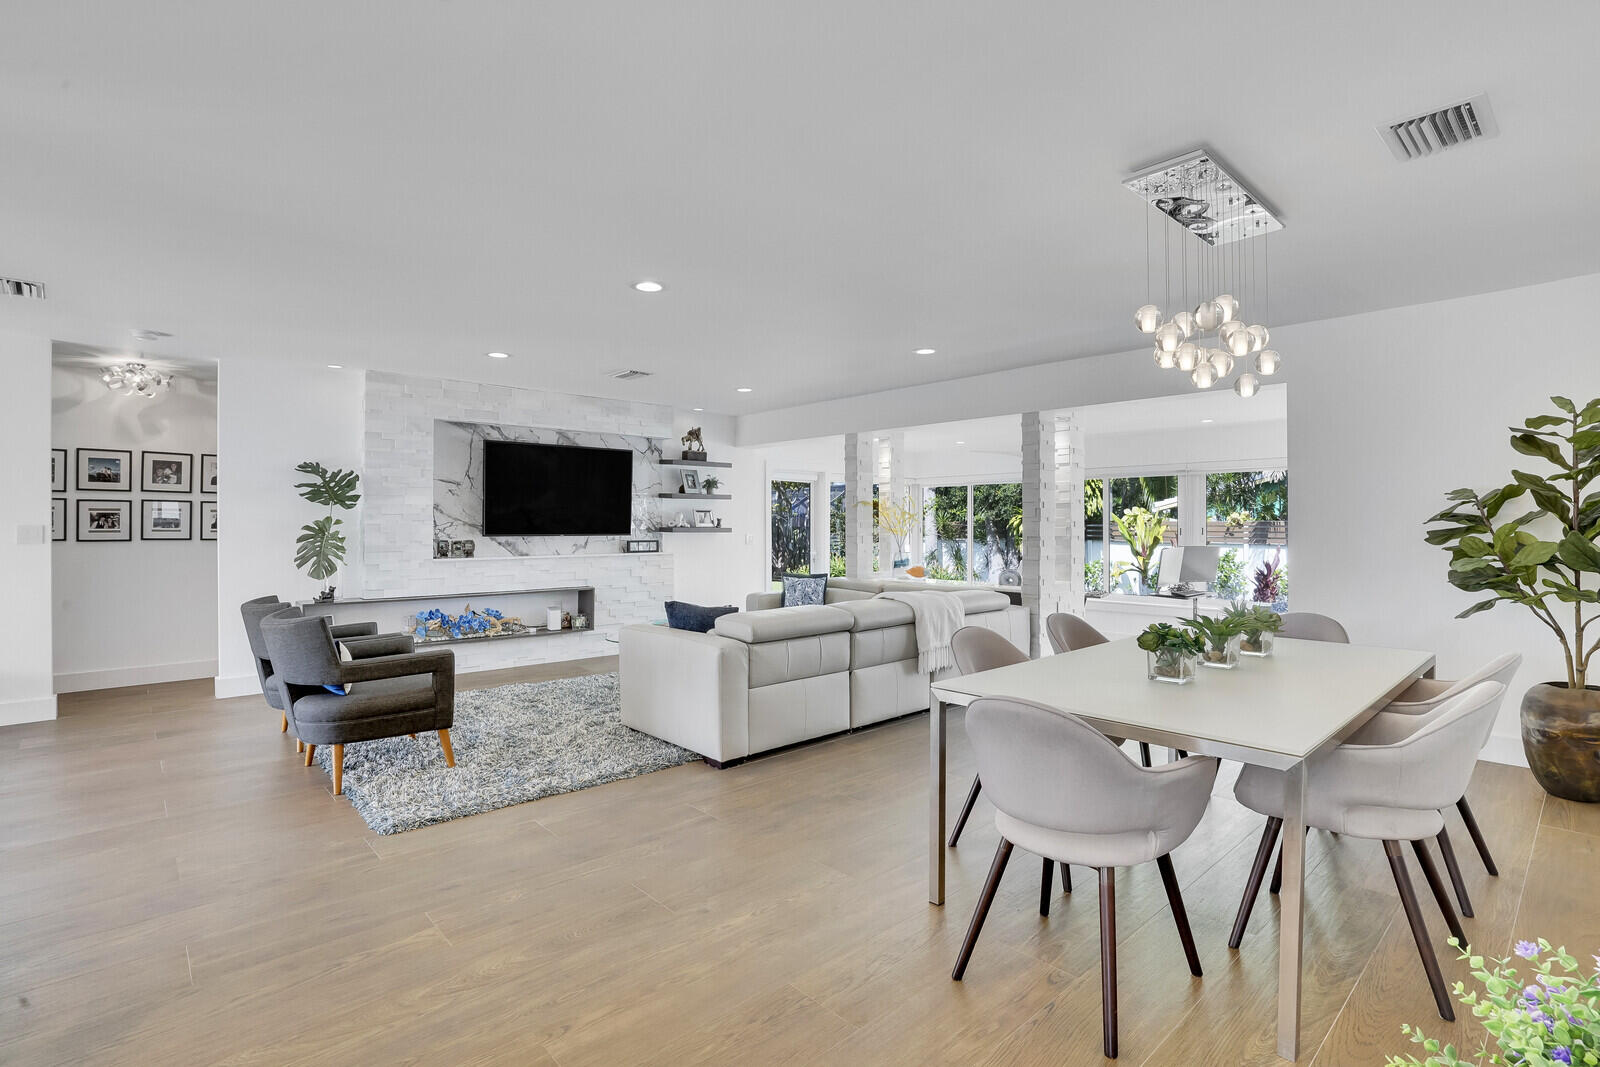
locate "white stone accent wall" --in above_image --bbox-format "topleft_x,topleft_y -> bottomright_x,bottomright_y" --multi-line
1056,410 -> 1086,618
843,432 -> 874,576
1020,411 -> 1057,657
358,371 -> 676,669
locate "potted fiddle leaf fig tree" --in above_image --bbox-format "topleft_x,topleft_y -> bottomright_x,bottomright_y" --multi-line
1425,395 -> 1600,802
293,461 -> 361,602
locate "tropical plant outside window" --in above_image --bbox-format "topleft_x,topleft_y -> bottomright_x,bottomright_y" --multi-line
973,483 -> 1023,582
770,480 -> 811,582
1086,475 -> 1179,593
1206,470 -> 1289,606
828,482 -> 846,576
923,485 -> 969,580
919,483 -> 1023,582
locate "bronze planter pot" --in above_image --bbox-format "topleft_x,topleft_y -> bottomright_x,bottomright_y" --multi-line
1521,682 -> 1600,803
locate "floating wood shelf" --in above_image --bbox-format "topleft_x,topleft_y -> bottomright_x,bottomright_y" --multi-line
658,458 -> 733,469
657,493 -> 732,500
657,527 -> 733,533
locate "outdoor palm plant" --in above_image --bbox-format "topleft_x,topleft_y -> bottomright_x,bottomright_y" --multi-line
294,461 -> 361,600
1112,506 -> 1171,593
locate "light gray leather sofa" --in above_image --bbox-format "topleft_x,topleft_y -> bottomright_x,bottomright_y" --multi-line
620,581 -> 1029,764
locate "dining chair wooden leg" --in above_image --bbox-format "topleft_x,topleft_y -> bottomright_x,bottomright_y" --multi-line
1138,742 -> 1152,768
1098,867 -> 1118,1059
1384,840 -> 1455,1021
1269,827 -> 1308,895
952,839 -> 1014,980
1039,856 -> 1053,917
1156,853 -> 1202,976
1410,838 -> 1466,945
281,713 -> 288,733
949,774 -> 982,847
1230,816 -> 1282,949
303,743 -> 316,766
1456,796 -> 1498,876
438,729 -> 456,767
1060,860 -> 1072,894
331,744 -> 344,796
1434,826 -> 1474,917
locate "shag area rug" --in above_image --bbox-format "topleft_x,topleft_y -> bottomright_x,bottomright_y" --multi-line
311,672 -> 697,834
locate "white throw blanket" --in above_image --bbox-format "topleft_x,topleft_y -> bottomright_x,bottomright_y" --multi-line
877,590 -> 966,674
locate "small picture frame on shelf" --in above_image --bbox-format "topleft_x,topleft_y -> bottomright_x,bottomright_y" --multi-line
679,469 -> 700,494
693,508 -> 713,527
77,499 -> 132,541
435,539 -> 451,559
200,453 -> 218,494
200,501 -> 218,540
51,498 -> 66,541
142,451 -> 194,493
77,448 -> 133,492
51,449 -> 67,493
142,499 -> 193,540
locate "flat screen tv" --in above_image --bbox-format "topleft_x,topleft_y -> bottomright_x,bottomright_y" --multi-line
481,440 -> 634,537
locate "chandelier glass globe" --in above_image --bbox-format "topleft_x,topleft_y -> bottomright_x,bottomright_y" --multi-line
1153,346 -> 1177,370
1208,349 -> 1234,376
1134,304 -> 1162,334
1233,372 -> 1260,398
1154,321 -> 1183,354
1247,324 -> 1269,352
1215,293 -> 1239,324
1225,326 -> 1252,358
1174,342 -> 1200,372
1171,311 -> 1198,338
1193,300 -> 1222,331
1190,362 -> 1217,388
1254,349 -> 1281,375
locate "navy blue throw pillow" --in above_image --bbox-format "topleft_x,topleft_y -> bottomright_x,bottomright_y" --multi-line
781,573 -> 828,607
664,600 -> 738,633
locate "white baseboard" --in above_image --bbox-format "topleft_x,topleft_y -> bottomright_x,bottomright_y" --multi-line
214,673 -> 263,700
1480,730 -> 1528,768
0,694 -> 58,725
54,659 -> 219,694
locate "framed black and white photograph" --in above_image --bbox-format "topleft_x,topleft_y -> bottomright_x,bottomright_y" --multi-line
679,468 -> 700,493
693,508 -> 713,527
51,498 -> 67,541
142,499 -> 193,540
76,448 -> 133,492
76,499 -> 132,541
200,453 -> 218,494
51,449 -> 66,493
142,451 -> 194,493
200,501 -> 218,540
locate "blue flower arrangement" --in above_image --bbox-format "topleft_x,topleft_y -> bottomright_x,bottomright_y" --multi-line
411,605 -> 523,642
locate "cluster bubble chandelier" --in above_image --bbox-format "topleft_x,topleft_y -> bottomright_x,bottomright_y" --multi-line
100,361 -> 173,398
1125,150 -> 1282,398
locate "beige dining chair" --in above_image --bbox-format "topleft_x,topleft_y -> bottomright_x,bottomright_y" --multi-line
1044,612 -> 1153,768
953,696 -> 1218,1059
1278,611 -> 1350,643
1226,681 -> 1506,1022
1347,652 -> 1522,915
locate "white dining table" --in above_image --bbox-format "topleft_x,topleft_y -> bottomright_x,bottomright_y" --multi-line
927,636 -> 1435,1061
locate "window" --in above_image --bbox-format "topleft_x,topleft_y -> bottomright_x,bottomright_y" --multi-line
919,482 -> 1023,583
770,480 -> 811,582
1206,470 -> 1288,605
923,485 -> 969,580
1092,475 -> 1179,593
971,483 -> 1023,583
828,482 -> 845,577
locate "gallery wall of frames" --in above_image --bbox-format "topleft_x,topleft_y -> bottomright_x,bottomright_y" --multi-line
51,357 -> 220,692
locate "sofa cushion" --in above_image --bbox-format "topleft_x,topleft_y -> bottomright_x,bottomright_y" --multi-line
747,631 -> 851,688
712,605 -> 854,644
665,600 -> 739,633
293,675 -> 437,723
949,589 -> 1010,614
836,598 -> 914,631
780,573 -> 828,607
827,578 -> 887,594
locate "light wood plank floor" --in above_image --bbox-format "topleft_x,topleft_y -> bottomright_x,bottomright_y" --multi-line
1,659 -> 1592,1065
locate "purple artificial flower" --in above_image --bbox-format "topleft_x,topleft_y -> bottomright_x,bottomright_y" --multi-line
1515,940 -> 1540,959
1551,1047 -> 1571,1065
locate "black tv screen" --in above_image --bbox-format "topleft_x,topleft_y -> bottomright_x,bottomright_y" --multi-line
481,441 -> 634,536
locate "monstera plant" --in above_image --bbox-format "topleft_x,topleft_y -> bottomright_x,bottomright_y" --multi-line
1425,395 -> 1600,802
294,461 -> 361,601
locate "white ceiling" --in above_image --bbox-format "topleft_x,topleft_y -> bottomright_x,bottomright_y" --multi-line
3,3 -> 1596,417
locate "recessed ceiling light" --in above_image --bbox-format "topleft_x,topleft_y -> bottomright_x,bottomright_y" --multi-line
914,348 -> 936,356
633,280 -> 664,293
955,440 -> 966,445
487,351 -> 510,359
327,364 -> 343,369
736,387 -> 752,393
1200,418 -> 1215,424
692,407 -> 703,412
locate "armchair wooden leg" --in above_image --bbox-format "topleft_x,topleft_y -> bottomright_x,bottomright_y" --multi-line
952,838 -> 1013,980
303,743 -> 316,767
1039,856 -> 1053,917
1456,797 -> 1498,876
1098,867 -> 1118,1059
281,713 -> 288,733
332,744 -> 344,796
948,774 -> 982,847
1434,826 -> 1474,917
1410,838 -> 1467,946
1060,860 -> 1072,894
408,733 -> 417,740
296,739 -> 304,754
1156,853 -> 1202,977
1384,840 -> 1455,1022
438,729 -> 455,767
1230,816 -> 1282,949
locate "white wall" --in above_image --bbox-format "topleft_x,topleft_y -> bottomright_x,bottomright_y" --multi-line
51,363 -> 218,691
0,332 -> 56,724
669,413 -> 768,608
215,361 -> 366,697
1083,419 -> 1286,473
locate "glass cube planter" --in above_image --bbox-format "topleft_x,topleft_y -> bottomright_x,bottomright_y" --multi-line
1238,631 -> 1275,657
1147,650 -> 1199,685
1200,634 -> 1241,669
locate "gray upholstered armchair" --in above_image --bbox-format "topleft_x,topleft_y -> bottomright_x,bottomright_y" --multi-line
259,610 -> 457,795
239,595 -> 407,747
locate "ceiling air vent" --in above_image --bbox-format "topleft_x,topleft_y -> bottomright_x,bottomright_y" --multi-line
1380,93 -> 1498,161
1,277 -> 46,299
609,369 -> 652,381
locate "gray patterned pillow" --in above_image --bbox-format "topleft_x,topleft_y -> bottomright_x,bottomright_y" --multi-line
781,574 -> 828,607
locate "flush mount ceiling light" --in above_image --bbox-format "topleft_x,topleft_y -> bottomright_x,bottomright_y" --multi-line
101,361 -> 172,399
486,351 -> 510,359
1126,148 -> 1283,398
632,280 -> 664,293
914,348 -> 936,356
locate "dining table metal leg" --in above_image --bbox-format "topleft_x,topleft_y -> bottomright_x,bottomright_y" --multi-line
1277,761 -> 1307,1061
929,699 -> 947,905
